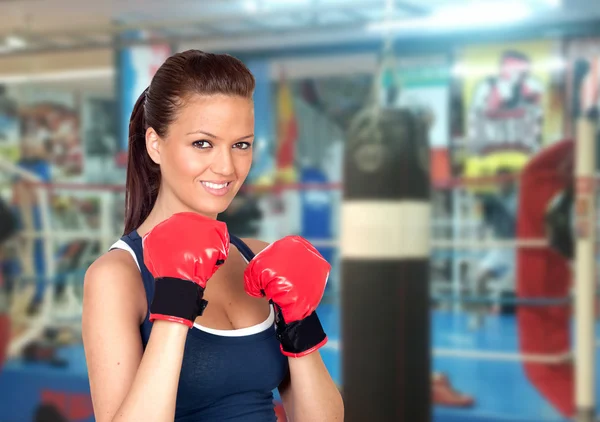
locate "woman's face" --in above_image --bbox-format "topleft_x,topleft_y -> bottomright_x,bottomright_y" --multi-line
147,93 -> 254,218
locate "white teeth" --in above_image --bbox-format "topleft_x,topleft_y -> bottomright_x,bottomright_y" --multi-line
203,182 -> 228,189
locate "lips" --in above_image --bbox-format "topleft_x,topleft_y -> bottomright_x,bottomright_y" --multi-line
200,181 -> 233,197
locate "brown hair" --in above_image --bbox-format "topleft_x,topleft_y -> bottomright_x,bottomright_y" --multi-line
123,49 -> 255,234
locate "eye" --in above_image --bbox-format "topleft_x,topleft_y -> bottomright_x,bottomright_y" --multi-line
233,142 -> 252,150
192,140 -> 212,149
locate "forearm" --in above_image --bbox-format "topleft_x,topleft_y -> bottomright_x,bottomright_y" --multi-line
111,321 -> 188,422
285,352 -> 344,422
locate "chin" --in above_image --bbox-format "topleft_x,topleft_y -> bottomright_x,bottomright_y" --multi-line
191,196 -> 233,217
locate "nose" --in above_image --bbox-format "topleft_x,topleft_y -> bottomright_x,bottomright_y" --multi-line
210,147 -> 235,177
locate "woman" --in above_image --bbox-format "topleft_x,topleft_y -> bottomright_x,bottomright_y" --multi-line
82,50 -> 343,422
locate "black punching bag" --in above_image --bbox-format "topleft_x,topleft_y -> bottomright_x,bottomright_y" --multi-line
340,100 -> 431,421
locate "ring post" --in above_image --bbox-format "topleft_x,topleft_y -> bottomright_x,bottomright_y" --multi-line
574,115 -> 597,422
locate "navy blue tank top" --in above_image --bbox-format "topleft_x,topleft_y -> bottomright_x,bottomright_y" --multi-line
111,231 -> 289,421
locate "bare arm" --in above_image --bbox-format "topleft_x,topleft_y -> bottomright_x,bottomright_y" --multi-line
82,251 -> 189,422
243,239 -> 344,422
279,353 -> 344,422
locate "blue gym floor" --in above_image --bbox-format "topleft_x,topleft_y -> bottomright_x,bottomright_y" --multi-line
318,303 -> 575,422
0,304 -> 590,421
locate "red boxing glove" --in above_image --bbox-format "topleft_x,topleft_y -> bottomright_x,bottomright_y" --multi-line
143,212 -> 229,328
244,235 -> 329,357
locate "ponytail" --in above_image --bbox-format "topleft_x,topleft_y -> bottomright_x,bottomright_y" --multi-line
123,88 -> 161,234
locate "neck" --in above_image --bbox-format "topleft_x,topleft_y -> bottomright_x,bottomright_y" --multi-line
137,187 -> 217,237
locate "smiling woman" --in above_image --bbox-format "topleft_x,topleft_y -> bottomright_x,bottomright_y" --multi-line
141,93 -> 255,219
81,49 -> 343,422
123,52 -> 256,230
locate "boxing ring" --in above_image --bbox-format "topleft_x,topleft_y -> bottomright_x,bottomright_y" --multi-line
0,158 -> 123,421
0,155 -> 598,421
263,166 -> 595,420
306,175 -> 596,421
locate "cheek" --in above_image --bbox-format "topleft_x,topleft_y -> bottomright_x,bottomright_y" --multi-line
234,153 -> 253,179
164,146 -> 209,180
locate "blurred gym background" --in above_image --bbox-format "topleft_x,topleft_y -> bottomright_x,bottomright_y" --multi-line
0,0 -> 599,421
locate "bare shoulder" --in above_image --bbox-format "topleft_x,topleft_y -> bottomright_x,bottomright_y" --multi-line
239,238 -> 270,255
83,249 -> 146,324
85,249 -> 141,288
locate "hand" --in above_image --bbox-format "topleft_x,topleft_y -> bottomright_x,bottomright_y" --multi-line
143,212 -> 229,327
244,236 -> 329,357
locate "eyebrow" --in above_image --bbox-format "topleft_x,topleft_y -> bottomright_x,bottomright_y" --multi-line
186,130 -> 254,141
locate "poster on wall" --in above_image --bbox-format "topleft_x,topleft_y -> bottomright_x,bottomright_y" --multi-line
118,34 -> 171,153
16,88 -> 83,181
459,40 -> 564,179
394,58 -> 451,184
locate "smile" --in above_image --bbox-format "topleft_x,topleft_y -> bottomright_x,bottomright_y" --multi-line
200,181 -> 233,196
202,181 -> 230,189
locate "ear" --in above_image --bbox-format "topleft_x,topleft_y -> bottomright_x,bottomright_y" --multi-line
145,127 -> 161,165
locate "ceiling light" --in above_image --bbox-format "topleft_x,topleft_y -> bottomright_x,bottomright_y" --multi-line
243,0 -> 258,13
5,35 -> 26,50
367,1 -> 532,33
544,0 -> 562,7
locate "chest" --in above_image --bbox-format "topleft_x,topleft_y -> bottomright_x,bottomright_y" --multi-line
194,247 -> 270,331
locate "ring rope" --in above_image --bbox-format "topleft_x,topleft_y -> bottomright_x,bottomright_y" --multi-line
10,173 -> 600,193
323,341 -> 574,364
304,238 -> 550,249
432,295 -> 572,306
433,349 -> 573,364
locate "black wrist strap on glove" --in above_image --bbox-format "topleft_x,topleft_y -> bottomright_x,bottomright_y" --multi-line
150,277 -> 208,324
275,308 -> 327,357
